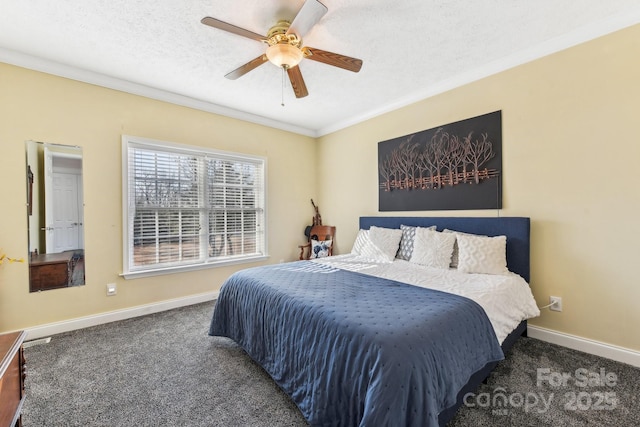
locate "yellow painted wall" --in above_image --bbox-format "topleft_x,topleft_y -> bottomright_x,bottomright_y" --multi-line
2,24 -> 639,353
318,24 -> 640,351
0,63 -> 317,332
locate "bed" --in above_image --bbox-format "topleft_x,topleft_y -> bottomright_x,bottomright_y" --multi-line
209,216 -> 539,426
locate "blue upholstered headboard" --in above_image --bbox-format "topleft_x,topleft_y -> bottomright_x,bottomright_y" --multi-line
359,216 -> 531,283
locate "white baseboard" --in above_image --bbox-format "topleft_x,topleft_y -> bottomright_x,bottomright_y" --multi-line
24,291 -> 218,341
527,325 -> 640,368
22,300 -> 640,369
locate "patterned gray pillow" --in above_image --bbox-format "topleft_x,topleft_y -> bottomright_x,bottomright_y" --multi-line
396,224 -> 436,260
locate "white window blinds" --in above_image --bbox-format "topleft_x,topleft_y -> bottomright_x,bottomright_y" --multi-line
122,136 -> 266,277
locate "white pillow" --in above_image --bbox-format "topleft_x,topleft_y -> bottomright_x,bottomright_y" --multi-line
367,226 -> 403,262
396,224 -> 436,261
351,229 -> 370,255
456,233 -> 509,275
351,227 -> 405,263
443,228 -> 475,268
350,229 -> 390,262
410,228 -> 456,269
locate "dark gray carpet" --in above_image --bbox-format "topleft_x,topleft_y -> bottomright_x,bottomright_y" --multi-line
22,301 -> 640,426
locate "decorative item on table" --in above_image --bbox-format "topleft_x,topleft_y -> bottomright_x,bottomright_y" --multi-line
0,249 -> 25,265
304,198 -> 322,238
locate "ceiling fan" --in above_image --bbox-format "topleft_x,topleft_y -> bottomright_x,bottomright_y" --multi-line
201,0 -> 363,99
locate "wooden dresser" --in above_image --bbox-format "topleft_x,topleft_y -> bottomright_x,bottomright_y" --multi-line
29,252 -> 71,292
0,331 -> 26,427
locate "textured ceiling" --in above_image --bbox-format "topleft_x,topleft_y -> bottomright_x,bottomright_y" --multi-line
1,1 -> 639,136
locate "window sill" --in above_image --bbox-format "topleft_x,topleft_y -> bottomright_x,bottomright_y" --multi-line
121,255 -> 269,280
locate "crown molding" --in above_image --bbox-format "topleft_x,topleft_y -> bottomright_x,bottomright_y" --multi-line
317,9 -> 640,137
2,7 -> 639,139
0,47 -> 318,138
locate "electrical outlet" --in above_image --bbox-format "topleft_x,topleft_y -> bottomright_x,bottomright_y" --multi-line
106,283 -> 117,296
549,296 -> 562,312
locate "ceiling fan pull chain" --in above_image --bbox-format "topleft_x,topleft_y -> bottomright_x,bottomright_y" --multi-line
281,66 -> 286,107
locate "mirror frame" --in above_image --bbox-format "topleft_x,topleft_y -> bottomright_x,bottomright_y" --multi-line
25,140 -> 86,292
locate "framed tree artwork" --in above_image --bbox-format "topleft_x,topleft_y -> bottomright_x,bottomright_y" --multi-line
378,111 -> 502,211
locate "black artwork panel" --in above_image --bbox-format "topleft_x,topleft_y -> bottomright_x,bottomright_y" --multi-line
378,111 -> 502,211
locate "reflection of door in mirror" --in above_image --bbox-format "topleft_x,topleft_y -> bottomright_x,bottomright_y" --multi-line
26,141 -> 85,292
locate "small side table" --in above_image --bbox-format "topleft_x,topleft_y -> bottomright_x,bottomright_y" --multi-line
0,331 -> 27,427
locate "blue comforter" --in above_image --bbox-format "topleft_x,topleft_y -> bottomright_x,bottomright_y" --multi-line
209,261 -> 504,426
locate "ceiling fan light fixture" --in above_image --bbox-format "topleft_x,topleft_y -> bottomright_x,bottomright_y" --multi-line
201,0 -> 362,98
266,43 -> 303,68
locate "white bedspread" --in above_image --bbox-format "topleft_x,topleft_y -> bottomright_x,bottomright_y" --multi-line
313,254 -> 540,344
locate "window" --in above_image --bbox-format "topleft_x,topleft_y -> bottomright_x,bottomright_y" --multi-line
122,136 -> 266,278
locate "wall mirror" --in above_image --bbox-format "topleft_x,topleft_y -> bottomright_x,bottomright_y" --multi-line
26,140 -> 85,292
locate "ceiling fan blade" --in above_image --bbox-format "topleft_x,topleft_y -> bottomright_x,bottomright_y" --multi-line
303,47 -> 363,73
225,55 -> 268,80
201,17 -> 266,42
286,0 -> 328,38
287,66 -> 309,98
